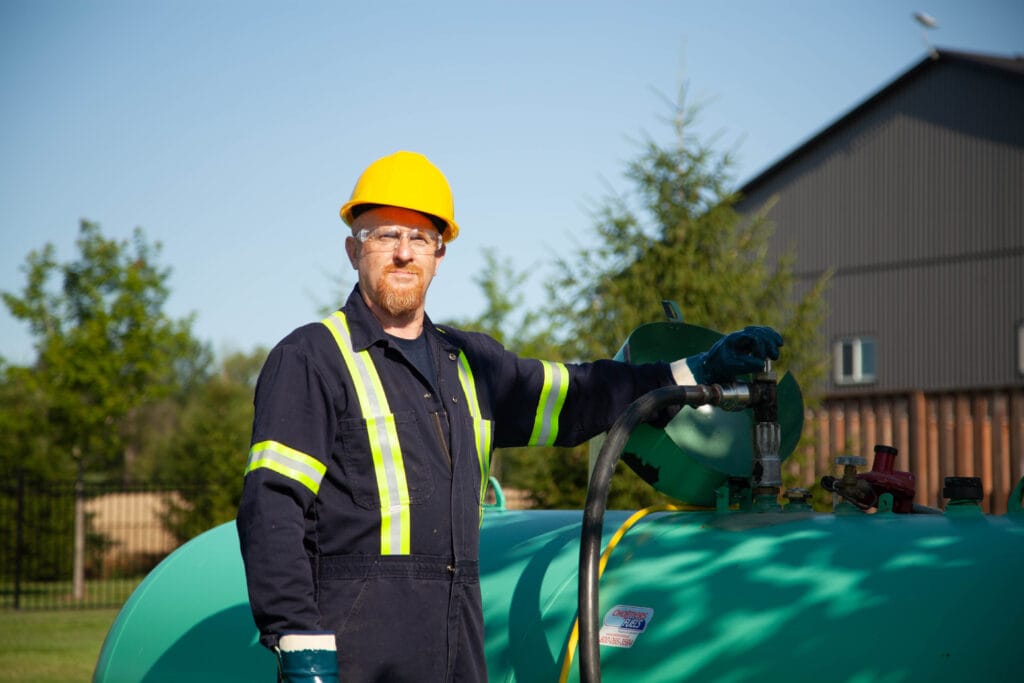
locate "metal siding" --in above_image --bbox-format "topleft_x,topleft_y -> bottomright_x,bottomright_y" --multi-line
827,254 -> 1024,392
740,59 -> 1024,394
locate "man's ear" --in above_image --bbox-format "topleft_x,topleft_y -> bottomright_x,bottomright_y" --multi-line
345,236 -> 359,269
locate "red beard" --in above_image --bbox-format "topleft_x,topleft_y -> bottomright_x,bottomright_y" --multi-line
375,265 -> 426,317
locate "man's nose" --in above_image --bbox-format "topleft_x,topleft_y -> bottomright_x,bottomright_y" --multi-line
392,235 -> 415,261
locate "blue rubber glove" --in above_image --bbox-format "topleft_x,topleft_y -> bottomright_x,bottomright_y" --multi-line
277,632 -> 340,683
685,326 -> 783,384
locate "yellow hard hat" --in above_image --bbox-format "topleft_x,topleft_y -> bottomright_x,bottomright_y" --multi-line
340,150 -> 460,242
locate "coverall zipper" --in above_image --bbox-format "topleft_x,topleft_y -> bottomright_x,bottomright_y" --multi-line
431,411 -> 452,471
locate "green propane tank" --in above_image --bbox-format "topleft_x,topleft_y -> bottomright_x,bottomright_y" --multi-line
93,314 -> 1024,682
94,491 -> 1024,682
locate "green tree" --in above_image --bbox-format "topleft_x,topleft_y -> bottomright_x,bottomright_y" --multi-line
157,348 -> 265,541
441,252 -> 566,502
0,360 -> 52,479
1,220 -> 211,482
534,98 -> 830,508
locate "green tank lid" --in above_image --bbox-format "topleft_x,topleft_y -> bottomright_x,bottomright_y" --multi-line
600,316 -> 804,506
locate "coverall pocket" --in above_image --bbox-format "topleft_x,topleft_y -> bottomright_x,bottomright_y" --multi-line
338,410 -> 436,510
323,573 -> 450,682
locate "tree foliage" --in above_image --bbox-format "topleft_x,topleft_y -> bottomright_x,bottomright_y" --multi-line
0,220 -> 211,482
481,99 -> 831,509
157,348 -> 266,540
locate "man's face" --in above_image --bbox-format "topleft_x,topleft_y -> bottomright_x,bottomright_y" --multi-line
346,205 -> 446,320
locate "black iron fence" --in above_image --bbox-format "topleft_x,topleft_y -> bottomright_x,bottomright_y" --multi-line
0,476 -> 202,610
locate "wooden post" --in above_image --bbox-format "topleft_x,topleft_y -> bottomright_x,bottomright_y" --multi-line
816,407 -> 831,477
1011,390 -> 1024,488
992,392 -> 1009,514
955,394 -> 973,478
927,396 -> 941,507
973,394 -> 992,513
909,391 -> 928,506
939,396 -> 957,503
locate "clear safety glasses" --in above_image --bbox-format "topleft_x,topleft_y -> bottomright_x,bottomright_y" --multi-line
355,226 -> 443,255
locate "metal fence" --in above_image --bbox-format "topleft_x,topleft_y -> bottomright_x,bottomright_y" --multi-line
0,476 -> 200,610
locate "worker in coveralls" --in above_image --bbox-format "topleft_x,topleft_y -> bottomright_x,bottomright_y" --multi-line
236,150 -> 783,683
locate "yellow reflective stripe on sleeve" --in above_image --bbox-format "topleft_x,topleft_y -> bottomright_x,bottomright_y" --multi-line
322,311 -> 411,555
455,352 -> 493,523
246,440 -> 327,495
528,361 -> 570,446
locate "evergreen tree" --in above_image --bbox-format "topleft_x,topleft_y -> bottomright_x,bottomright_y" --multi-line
503,99 -> 830,509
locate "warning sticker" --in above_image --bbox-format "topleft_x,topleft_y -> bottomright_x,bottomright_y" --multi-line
599,604 -> 654,649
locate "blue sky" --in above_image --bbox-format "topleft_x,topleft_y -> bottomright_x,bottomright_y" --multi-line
2,0 -> 1022,364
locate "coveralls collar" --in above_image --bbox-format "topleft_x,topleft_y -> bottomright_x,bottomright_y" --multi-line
342,285 -> 461,355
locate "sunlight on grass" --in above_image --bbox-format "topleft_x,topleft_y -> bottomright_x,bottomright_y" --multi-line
0,608 -> 118,683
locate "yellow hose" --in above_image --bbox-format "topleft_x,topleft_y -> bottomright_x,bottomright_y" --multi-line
557,503 -> 710,683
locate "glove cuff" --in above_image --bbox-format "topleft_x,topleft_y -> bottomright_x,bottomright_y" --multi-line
683,353 -> 709,385
670,357 -> 698,385
277,632 -> 338,683
279,633 -> 336,652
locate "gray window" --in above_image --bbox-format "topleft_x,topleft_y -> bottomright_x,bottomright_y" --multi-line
834,337 -> 877,385
1018,320 -> 1024,377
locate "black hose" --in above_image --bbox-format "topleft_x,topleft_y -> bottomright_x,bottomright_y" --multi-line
579,384 -> 718,683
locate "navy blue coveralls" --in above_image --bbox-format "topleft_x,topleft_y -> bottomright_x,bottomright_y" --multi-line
236,286 -> 673,682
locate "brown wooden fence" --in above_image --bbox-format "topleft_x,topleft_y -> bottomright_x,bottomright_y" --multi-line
785,387 -> 1024,513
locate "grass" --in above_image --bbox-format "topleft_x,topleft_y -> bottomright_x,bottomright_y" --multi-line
0,608 -> 119,682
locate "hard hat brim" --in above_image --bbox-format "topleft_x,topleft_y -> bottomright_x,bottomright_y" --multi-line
340,200 -> 460,243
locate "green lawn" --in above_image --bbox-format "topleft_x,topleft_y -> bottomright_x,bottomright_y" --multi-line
0,608 -> 118,682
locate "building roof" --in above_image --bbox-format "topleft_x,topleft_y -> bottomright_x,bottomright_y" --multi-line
738,48 -> 1024,197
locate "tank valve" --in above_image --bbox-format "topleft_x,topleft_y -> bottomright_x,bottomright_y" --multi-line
943,476 -> 984,506
860,445 -> 916,513
783,488 -> 813,512
750,361 -> 782,512
821,455 -> 875,511
821,446 -> 918,513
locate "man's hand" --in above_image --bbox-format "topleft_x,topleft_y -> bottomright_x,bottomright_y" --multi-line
682,326 -> 783,385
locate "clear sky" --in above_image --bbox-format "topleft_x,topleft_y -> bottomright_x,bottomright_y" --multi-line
2,0 -> 1022,364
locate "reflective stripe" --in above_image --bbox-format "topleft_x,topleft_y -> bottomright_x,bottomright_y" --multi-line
246,440 -> 327,495
529,360 -> 570,446
322,311 -> 411,555
455,351 -> 493,523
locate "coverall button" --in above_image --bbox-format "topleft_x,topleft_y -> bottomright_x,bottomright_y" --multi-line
448,353 -> 457,361
452,396 -> 459,403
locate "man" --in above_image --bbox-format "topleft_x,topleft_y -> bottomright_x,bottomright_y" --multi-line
236,150 -> 782,683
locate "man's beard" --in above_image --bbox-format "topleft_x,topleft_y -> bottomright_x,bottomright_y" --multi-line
375,266 -> 426,317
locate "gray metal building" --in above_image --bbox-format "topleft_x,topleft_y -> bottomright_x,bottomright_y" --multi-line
736,49 -> 1024,510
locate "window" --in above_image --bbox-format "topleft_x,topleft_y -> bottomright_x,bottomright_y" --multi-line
834,337 -> 877,385
1018,320 -> 1024,376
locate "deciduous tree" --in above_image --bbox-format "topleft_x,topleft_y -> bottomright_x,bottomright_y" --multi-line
1,220 -> 210,482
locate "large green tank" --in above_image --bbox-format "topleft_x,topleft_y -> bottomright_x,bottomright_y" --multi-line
480,501 -> 1024,682
93,314 -> 1024,681
94,486 -> 1024,682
